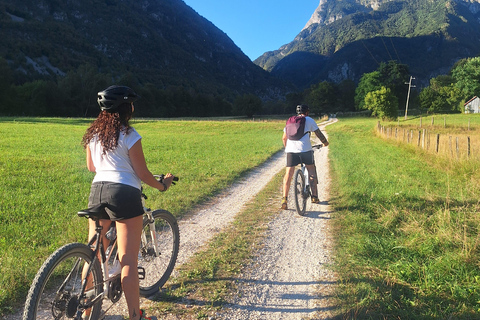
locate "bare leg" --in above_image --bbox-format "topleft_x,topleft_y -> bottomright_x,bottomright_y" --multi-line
115,216 -> 143,320
305,164 -> 318,197
282,166 -> 296,198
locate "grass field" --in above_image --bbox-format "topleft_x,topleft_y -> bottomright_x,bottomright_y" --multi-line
4,114 -> 480,319
328,116 -> 480,318
0,117 -> 284,314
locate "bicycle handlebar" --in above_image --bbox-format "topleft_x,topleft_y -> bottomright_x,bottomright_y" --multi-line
312,144 -> 323,149
154,174 -> 179,186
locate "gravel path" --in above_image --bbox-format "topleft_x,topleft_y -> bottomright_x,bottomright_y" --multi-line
216,119 -> 337,320
10,119 -> 337,320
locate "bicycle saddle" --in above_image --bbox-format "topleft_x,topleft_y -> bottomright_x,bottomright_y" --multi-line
77,204 -> 108,220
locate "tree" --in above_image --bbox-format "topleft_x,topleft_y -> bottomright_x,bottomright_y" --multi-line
336,79 -> 356,111
305,81 -> 336,115
378,61 -> 410,104
420,84 -> 463,113
451,57 -> 480,100
355,71 -> 381,110
233,94 -> 262,118
364,86 -> 398,121
355,61 -> 410,111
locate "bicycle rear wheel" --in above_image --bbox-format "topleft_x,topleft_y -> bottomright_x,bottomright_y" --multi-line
138,209 -> 180,297
23,243 -> 103,320
294,168 -> 308,216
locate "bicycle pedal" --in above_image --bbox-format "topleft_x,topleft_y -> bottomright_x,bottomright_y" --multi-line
138,267 -> 146,280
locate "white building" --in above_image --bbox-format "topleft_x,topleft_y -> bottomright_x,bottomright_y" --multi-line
465,96 -> 480,113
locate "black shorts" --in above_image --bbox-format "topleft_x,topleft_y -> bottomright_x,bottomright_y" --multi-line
88,182 -> 144,221
286,151 -> 315,167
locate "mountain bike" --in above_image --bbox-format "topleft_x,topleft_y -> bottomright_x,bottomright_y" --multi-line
293,144 -> 322,216
23,175 -> 180,320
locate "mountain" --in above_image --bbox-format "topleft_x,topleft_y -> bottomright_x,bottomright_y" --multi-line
255,0 -> 480,89
0,0 -> 289,102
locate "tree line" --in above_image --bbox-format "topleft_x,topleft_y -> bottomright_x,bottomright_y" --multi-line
0,59 -> 273,118
1,56 -> 479,119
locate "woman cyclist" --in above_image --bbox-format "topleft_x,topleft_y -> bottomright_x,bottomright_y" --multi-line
81,85 -> 174,320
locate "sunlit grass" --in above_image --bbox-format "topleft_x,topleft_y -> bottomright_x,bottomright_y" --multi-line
328,116 -> 480,319
0,117 -> 284,314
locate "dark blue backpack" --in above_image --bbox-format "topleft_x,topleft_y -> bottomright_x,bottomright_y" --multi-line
285,115 -> 307,140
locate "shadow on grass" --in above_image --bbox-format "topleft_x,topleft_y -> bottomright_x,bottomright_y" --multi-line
329,192 -> 480,319
331,274 -> 477,320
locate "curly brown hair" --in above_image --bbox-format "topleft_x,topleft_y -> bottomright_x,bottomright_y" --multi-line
82,103 -> 134,153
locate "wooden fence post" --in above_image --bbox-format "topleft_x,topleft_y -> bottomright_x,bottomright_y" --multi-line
456,137 -> 459,159
436,134 -> 440,153
417,130 -> 421,146
468,136 -> 471,158
422,129 -> 426,149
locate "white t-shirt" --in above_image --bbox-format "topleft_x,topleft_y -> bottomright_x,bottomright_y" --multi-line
284,116 -> 319,153
89,128 -> 142,190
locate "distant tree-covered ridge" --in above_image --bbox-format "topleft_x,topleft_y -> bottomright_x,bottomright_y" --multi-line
255,0 -> 480,89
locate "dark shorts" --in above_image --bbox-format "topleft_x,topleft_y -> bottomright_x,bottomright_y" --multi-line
88,182 -> 144,221
286,151 -> 315,167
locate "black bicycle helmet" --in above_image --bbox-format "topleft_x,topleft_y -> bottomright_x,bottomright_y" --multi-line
296,104 -> 309,114
97,85 -> 139,111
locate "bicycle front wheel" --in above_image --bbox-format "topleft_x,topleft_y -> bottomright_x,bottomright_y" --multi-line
23,243 -> 103,320
294,168 -> 308,216
138,209 -> 180,297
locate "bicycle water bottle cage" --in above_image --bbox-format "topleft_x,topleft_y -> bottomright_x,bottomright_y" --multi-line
77,204 -> 108,220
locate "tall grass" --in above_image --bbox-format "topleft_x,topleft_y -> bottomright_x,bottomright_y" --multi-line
328,117 -> 480,319
379,113 -> 480,161
0,117 -> 284,315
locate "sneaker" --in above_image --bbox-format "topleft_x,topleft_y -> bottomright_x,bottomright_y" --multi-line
140,309 -> 157,320
311,196 -> 320,204
280,197 -> 288,210
108,260 -> 121,278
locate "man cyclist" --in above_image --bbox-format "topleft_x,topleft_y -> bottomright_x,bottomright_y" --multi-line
281,104 -> 329,210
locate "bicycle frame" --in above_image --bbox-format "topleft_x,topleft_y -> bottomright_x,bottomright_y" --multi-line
71,218 -> 117,318
293,144 -> 322,216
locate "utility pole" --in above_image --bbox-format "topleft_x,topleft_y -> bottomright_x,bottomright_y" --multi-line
404,76 -> 415,120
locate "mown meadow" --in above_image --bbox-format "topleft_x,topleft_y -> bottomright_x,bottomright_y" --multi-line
328,115 -> 480,318
0,117 -> 284,315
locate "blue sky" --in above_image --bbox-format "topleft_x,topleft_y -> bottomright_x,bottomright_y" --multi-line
183,0 -> 319,61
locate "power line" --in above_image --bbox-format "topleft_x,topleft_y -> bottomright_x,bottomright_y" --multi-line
361,39 -> 381,65
390,37 -> 401,63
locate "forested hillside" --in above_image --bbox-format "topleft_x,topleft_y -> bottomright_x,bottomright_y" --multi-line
0,0 -> 290,117
256,0 -> 480,89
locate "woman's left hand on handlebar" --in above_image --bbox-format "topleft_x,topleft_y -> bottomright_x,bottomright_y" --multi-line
162,173 -> 175,190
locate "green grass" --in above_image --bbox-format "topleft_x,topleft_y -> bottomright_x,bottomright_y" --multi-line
328,117 -> 480,319
0,117 -> 284,315
397,113 -> 480,134
7,115 -> 480,319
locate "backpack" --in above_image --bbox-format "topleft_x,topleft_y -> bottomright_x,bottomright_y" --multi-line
285,115 -> 308,140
